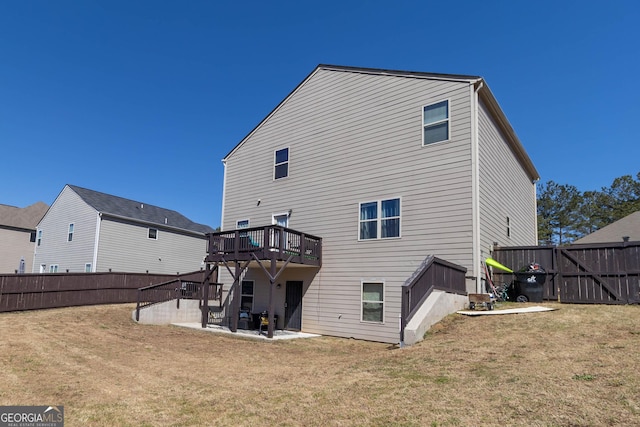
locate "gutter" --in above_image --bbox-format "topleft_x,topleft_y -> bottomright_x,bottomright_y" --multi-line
98,212 -> 209,238
471,80 -> 483,293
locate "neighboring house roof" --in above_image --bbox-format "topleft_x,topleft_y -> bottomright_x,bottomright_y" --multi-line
67,185 -> 214,235
223,64 -> 540,182
573,211 -> 640,244
0,201 -> 49,231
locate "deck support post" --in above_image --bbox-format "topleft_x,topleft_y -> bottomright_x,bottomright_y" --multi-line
201,263 -> 211,328
267,255 -> 276,338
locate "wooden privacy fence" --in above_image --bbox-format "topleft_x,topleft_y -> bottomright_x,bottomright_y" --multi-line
0,270 -> 206,312
493,241 -> 640,304
400,255 -> 467,343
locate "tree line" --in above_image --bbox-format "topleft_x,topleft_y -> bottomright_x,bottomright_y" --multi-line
537,172 -> 640,245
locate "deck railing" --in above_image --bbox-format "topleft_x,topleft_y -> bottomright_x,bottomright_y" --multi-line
206,225 -> 322,266
400,256 -> 467,342
135,278 -> 222,321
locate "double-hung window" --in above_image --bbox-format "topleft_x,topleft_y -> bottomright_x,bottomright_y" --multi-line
68,223 -> 74,242
274,148 -> 289,180
362,281 -> 384,323
37,230 -> 43,246
359,198 -> 401,240
423,100 -> 449,145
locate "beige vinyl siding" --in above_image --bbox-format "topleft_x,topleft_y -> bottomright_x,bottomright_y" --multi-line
96,218 -> 207,274
0,228 -> 36,273
222,68 -> 475,343
33,186 -> 98,273
477,97 -> 537,261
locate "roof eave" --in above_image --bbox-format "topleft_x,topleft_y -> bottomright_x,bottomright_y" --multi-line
99,212 -> 209,237
477,82 -> 540,182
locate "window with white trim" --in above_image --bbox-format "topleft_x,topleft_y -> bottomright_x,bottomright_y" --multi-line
37,230 -> 42,246
68,223 -> 74,242
423,100 -> 449,145
274,147 -> 289,180
359,198 -> 400,240
362,281 -> 384,323
85,263 -> 92,273
49,264 -> 59,273
148,228 -> 158,239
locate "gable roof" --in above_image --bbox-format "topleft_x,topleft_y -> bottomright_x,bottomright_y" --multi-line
67,185 -> 214,235
222,64 -> 539,181
0,201 -> 48,231
573,211 -> 640,244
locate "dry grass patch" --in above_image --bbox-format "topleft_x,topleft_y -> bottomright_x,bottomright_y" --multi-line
1,303 -> 639,426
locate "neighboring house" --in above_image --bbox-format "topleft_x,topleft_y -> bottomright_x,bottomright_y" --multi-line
573,211 -> 640,244
0,202 -> 48,273
213,64 -> 539,344
34,185 -> 214,274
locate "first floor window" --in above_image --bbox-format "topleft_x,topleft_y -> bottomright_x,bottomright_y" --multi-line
49,264 -> 59,273
362,282 -> 384,322
85,263 -> 92,273
148,228 -> 158,239
359,198 -> 401,240
241,280 -> 254,313
237,219 -> 249,229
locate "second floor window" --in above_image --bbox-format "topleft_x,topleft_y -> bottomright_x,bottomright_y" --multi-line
423,100 -> 449,145
274,147 -> 289,180
359,198 -> 401,240
68,223 -> 74,242
148,228 -> 158,239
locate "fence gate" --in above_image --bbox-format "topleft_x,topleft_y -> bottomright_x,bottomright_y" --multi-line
493,242 -> 640,305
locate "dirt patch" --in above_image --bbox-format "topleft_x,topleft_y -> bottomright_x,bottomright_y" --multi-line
1,303 -> 639,426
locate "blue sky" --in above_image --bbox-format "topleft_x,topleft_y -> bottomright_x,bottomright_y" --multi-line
1,1 -> 638,228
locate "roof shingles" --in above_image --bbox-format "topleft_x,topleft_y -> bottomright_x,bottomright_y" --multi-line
68,185 -> 214,235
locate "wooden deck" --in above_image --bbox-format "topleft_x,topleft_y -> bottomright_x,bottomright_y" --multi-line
205,225 -> 322,266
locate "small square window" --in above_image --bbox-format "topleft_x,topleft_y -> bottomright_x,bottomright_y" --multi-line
423,100 -> 449,145
148,228 -> 158,239
274,148 -> 289,180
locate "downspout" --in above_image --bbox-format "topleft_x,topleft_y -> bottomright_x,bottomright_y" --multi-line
220,159 -> 228,230
92,212 -> 102,272
533,178 -> 539,245
471,80 -> 484,293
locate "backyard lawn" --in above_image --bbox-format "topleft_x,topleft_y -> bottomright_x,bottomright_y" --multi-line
1,302 -> 639,426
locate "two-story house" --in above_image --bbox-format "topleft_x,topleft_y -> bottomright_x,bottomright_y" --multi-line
0,202 -> 48,273
34,185 -> 214,274
209,65 -> 539,344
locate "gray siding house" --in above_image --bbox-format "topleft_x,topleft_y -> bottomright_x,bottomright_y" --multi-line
573,211 -> 640,244
0,202 -> 48,274
33,185 -> 213,274
215,65 -> 539,344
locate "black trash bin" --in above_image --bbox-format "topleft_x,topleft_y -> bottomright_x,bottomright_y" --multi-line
511,263 -> 546,302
